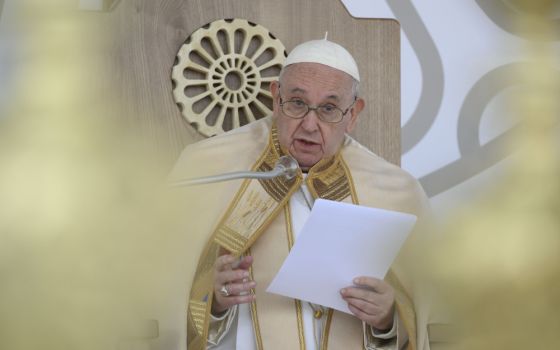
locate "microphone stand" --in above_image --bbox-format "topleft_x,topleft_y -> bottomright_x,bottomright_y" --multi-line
169,156 -> 299,187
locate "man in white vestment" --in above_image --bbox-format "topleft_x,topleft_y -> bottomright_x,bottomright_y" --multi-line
170,38 -> 430,350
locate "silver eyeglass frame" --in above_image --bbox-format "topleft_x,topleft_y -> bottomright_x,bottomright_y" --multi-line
277,88 -> 357,123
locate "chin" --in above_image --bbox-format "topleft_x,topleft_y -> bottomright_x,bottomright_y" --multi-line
295,158 -> 319,171
289,149 -> 322,170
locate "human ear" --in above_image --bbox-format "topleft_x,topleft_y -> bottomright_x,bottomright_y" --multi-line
270,81 -> 280,101
345,97 -> 364,133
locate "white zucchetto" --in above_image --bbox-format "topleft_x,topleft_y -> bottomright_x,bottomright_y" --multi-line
284,39 -> 360,82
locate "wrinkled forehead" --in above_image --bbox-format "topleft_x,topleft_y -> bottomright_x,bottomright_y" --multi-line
279,63 -> 355,98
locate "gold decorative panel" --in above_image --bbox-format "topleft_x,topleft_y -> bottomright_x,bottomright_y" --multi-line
172,18 -> 287,137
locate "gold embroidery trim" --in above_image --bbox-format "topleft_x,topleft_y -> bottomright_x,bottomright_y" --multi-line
240,179 -> 301,252
187,133 -> 285,348
340,157 -> 359,204
321,309 -> 334,350
258,160 -> 294,202
214,226 -> 248,253
257,135 -> 298,202
211,171 -> 255,255
211,132 -> 302,255
189,300 -> 207,336
285,205 -> 306,349
390,272 -> 417,350
187,237 -> 220,348
307,155 -> 357,203
248,248 -> 264,350
308,156 -> 351,202
284,205 -> 295,248
295,300 -> 306,350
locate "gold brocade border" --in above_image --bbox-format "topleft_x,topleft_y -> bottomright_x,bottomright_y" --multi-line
248,247 -> 265,350
284,204 -> 295,248
295,300 -> 306,350
339,157 -> 359,203
234,178 -> 301,255
270,121 -> 285,158
388,270 -> 417,350
258,160 -> 294,202
396,302 -> 412,350
187,236 -> 220,349
304,150 -> 356,203
210,146 -> 267,255
321,309 -> 334,350
285,205 -> 306,350
187,129 -> 296,349
308,163 -> 348,201
257,127 -> 298,202
215,225 -> 248,253
211,130 -> 303,256
188,300 -> 207,335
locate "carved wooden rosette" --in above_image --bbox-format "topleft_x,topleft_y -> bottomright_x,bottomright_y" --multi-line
172,19 -> 287,137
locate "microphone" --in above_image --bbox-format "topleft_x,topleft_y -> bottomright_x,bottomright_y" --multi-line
169,155 -> 299,187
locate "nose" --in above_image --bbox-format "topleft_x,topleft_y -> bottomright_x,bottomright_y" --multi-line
300,109 -> 320,132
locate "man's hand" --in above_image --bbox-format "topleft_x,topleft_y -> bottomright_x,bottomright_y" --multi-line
212,254 -> 256,315
340,277 -> 395,331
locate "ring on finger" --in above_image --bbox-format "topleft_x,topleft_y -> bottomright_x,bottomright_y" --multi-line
219,284 -> 230,297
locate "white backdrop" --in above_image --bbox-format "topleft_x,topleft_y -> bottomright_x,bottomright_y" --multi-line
342,0 -> 560,215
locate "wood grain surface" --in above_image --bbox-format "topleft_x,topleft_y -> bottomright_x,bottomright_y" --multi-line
97,0 -> 400,169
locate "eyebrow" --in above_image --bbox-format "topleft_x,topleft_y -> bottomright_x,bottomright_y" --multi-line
287,87 -> 342,102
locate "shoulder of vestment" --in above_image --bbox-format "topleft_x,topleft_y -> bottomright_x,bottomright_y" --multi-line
168,117 -> 272,182
341,136 -> 429,217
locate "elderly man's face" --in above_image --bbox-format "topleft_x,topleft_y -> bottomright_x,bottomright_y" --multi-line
271,63 -> 364,170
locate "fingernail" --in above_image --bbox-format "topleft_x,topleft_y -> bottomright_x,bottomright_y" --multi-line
242,271 -> 250,277
340,288 -> 346,294
353,278 -> 360,284
232,257 -> 242,269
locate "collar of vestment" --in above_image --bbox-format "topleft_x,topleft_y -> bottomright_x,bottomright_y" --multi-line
211,120 -> 358,255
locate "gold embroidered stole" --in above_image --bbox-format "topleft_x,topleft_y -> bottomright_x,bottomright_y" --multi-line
186,125 -> 302,349
247,141 -> 366,350
186,124 -> 416,349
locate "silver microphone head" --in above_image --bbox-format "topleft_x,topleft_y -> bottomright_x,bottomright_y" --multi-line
274,156 -> 299,180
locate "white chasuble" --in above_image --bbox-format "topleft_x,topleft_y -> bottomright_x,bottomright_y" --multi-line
170,117 -> 429,350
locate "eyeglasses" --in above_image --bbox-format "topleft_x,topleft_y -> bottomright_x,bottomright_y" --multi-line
278,92 -> 356,124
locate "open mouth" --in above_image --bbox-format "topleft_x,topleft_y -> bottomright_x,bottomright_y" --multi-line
298,139 -> 317,146
295,138 -> 320,150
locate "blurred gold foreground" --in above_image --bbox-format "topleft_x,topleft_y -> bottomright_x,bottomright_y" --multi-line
0,1 -> 192,349
0,1 -> 558,349
419,1 -> 560,348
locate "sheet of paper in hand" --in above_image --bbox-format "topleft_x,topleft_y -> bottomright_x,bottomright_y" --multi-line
266,198 -> 417,314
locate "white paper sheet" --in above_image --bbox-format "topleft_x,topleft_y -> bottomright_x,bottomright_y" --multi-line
266,199 -> 417,314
